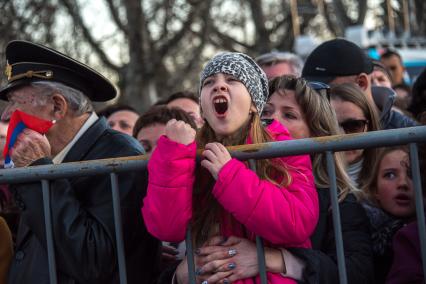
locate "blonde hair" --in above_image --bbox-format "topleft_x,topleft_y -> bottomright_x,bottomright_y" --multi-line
191,113 -> 291,245
268,76 -> 358,200
330,83 -> 381,188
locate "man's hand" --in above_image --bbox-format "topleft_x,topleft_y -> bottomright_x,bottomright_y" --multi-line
201,143 -> 231,180
165,119 -> 196,146
10,128 -> 51,167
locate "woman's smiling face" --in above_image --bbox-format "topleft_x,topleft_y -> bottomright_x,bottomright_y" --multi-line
200,73 -> 255,137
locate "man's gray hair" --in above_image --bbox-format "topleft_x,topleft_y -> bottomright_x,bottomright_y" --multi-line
31,81 -> 94,115
255,51 -> 304,77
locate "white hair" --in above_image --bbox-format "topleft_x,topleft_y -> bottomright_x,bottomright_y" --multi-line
30,81 -> 94,115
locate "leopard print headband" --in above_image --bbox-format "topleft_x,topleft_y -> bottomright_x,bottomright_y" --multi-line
199,52 -> 269,114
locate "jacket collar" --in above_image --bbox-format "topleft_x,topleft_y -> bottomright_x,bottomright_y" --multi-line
62,117 -> 108,163
371,86 -> 396,123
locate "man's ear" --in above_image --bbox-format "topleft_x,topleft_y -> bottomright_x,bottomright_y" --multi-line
356,73 -> 370,92
51,93 -> 68,119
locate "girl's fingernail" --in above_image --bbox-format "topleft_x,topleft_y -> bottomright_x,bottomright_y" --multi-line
201,281 -> 208,284
195,248 -> 201,255
195,267 -> 203,276
228,262 -> 236,270
223,278 -> 230,284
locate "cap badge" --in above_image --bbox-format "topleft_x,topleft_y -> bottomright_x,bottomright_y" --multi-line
5,62 -> 12,81
315,67 -> 326,71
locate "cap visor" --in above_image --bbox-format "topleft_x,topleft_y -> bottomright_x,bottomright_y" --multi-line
303,75 -> 336,84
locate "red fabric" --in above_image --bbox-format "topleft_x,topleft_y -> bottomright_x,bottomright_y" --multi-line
3,110 -> 54,161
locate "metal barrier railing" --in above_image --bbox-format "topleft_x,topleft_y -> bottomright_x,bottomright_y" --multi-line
0,126 -> 425,284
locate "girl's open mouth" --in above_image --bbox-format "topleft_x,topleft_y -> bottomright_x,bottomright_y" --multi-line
213,96 -> 228,116
395,193 -> 411,206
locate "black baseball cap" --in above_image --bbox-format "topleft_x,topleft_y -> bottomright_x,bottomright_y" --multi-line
0,40 -> 117,102
302,38 -> 374,84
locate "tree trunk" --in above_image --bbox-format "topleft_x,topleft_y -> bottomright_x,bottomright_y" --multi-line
120,0 -> 156,112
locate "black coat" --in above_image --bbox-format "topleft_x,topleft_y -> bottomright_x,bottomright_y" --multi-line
362,202 -> 404,284
288,189 -> 374,284
8,117 -> 161,284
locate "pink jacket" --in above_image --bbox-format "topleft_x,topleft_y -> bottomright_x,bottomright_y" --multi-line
142,120 -> 318,283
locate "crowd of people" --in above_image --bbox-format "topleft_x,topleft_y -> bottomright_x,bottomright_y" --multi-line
0,37 -> 425,284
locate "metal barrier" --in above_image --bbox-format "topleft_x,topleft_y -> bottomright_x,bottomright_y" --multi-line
0,126 -> 425,284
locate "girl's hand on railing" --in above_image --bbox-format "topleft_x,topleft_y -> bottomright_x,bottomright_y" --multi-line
201,143 -> 231,180
165,119 -> 196,146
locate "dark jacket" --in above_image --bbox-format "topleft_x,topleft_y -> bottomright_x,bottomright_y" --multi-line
362,202 -> 404,284
371,86 -> 418,130
288,189 -> 374,284
387,219 -> 425,284
7,117 -> 161,284
383,109 -> 418,130
0,216 -> 13,284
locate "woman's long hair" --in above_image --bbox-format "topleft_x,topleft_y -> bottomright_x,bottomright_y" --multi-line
330,83 -> 382,188
191,113 -> 291,245
268,76 -> 358,200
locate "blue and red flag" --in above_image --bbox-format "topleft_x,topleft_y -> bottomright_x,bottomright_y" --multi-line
3,110 -> 54,168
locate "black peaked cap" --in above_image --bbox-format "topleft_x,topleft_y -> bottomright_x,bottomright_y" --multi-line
0,40 -> 117,102
302,38 -> 374,84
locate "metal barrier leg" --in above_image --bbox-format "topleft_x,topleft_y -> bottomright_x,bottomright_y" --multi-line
255,236 -> 268,284
409,143 -> 426,278
249,159 -> 268,284
325,151 -> 348,284
185,225 -> 196,284
41,179 -> 57,284
110,173 -> 128,284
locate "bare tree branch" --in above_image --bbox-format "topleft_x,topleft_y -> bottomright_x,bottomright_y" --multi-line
209,24 -> 253,50
59,0 -> 120,71
356,0 -> 368,25
170,2 -> 212,87
159,0 -> 173,42
247,0 -> 271,53
332,0 -> 353,27
121,0 -> 144,57
158,1 -> 202,58
105,0 -> 128,35
276,20 -> 294,51
322,2 -> 339,36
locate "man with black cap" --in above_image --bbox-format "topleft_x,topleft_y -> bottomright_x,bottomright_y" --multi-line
0,40 -> 160,283
302,38 -> 418,130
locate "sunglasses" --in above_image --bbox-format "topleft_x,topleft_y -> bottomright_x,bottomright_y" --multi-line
307,81 -> 331,100
339,119 -> 369,134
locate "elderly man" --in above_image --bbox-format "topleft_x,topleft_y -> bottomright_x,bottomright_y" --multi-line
0,41 -> 160,284
255,51 -> 303,79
